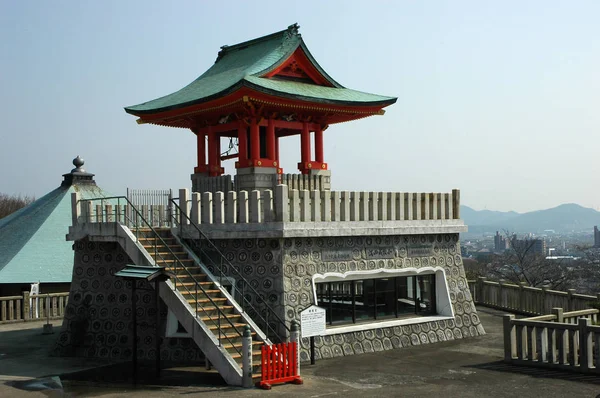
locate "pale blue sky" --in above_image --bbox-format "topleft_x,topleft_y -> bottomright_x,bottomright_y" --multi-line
1,1 -> 598,212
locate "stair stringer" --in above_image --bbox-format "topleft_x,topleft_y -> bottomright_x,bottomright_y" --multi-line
171,233 -> 271,344
158,279 -> 244,386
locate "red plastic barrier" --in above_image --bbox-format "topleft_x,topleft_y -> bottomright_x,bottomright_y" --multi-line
256,341 -> 303,390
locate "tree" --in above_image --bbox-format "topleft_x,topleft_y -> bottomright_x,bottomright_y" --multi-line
0,193 -> 35,219
486,231 -> 576,290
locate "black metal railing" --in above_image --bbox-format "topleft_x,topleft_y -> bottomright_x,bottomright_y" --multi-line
169,198 -> 290,342
77,196 -> 245,356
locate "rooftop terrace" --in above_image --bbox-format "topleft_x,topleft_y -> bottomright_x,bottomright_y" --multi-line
2,306 -> 599,397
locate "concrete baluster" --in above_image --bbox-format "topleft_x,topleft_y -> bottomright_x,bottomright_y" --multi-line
398,192 -> 405,221
250,190 -> 261,223
71,192 -> 80,225
299,190 -> 309,222
310,191 -> 321,222
290,190 -> 300,222
242,325 -> 253,388
239,190 -> 249,223
321,190 -> 331,222
201,192 -> 213,224
262,189 -> 274,222
406,193 -> 413,220
368,192 -> 377,221
191,192 -> 201,224
214,191 -> 225,224
424,193 -> 430,220
275,185 -> 289,222
332,191 -> 341,221
579,318 -> 592,371
179,189 -> 190,225
226,191 -> 237,223
503,314 -> 516,362
387,192 -> 396,221
341,191 -> 351,222
359,192 -> 368,221
452,189 -> 460,219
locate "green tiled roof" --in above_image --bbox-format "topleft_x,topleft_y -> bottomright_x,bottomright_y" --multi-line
0,184 -> 110,284
125,24 -> 396,115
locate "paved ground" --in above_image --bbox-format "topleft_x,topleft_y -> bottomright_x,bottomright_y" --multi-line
2,308 -> 600,397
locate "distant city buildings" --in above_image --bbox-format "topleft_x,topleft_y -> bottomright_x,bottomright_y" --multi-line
494,231 -> 508,253
594,226 -> 600,248
511,237 -> 547,256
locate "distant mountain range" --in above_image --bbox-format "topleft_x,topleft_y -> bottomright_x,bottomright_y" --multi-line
461,204 -> 600,235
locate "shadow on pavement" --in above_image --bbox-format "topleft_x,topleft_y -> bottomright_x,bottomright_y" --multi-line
467,360 -> 600,386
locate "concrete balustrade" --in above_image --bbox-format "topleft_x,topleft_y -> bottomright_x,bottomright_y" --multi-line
71,186 -> 462,228
503,308 -> 600,373
469,277 -> 600,315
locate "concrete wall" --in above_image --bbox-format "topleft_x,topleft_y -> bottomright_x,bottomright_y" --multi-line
52,238 -> 204,363
194,232 -> 483,361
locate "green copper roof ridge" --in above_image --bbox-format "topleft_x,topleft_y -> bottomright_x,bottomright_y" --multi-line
241,77 -> 397,106
216,26 -> 293,61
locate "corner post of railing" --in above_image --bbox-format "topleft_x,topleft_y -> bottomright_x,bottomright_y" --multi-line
242,325 -> 253,388
552,307 -> 564,323
71,192 -> 80,226
167,189 -> 173,227
452,189 -> 460,219
503,314 -> 515,362
22,291 -> 30,321
179,189 -> 190,226
477,277 -> 486,304
517,281 -> 526,313
541,284 -> 550,314
290,320 -> 300,376
567,289 -> 576,311
275,184 -> 289,222
579,317 -> 592,371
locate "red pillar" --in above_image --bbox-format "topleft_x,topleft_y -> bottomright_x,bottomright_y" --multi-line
275,134 -> 280,165
207,126 -> 217,176
237,121 -> 247,163
301,122 -> 311,165
196,129 -> 206,171
315,125 -> 324,163
266,118 -> 275,161
250,118 -> 260,161
215,134 -> 222,172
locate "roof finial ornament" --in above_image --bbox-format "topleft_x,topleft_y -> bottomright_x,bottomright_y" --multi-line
287,23 -> 300,36
72,155 -> 85,173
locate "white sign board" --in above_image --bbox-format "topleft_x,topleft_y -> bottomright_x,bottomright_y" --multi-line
300,305 -> 326,338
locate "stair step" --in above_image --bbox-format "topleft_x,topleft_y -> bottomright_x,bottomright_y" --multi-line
207,322 -> 246,331
181,289 -> 221,295
230,350 -> 262,360
221,341 -> 263,350
199,313 -> 240,322
187,297 -> 229,304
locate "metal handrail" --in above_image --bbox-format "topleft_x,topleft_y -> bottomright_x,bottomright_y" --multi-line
169,198 -> 290,342
77,196 -> 245,355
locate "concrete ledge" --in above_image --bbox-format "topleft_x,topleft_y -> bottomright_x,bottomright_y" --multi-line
180,219 -> 467,239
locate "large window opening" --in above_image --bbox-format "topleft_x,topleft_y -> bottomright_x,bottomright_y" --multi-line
316,274 -> 436,326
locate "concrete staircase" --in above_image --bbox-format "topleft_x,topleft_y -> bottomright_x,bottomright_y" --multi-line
137,227 -> 265,386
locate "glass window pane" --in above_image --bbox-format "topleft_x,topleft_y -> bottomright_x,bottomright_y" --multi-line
330,281 -> 353,324
354,279 -> 375,322
397,276 -> 416,314
417,275 -> 436,314
376,278 -> 396,318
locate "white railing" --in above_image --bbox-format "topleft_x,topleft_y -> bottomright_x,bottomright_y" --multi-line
0,292 -> 69,324
469,277 -> 599,315
72,186 -> 461,227
504,308 -> 600,373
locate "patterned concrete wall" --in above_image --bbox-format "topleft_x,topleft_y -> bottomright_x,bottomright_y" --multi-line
206,233 -> 483,362
199,238 -> 286,337
52,239 -> 203,363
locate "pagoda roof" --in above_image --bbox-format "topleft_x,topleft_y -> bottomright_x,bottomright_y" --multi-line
0,159 -> 110,285
125,24 -> 396,117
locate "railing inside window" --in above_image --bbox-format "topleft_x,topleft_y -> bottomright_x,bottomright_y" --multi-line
316,274 -> 437,326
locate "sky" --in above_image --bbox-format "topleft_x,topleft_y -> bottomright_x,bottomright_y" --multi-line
1,1 -> 598,213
